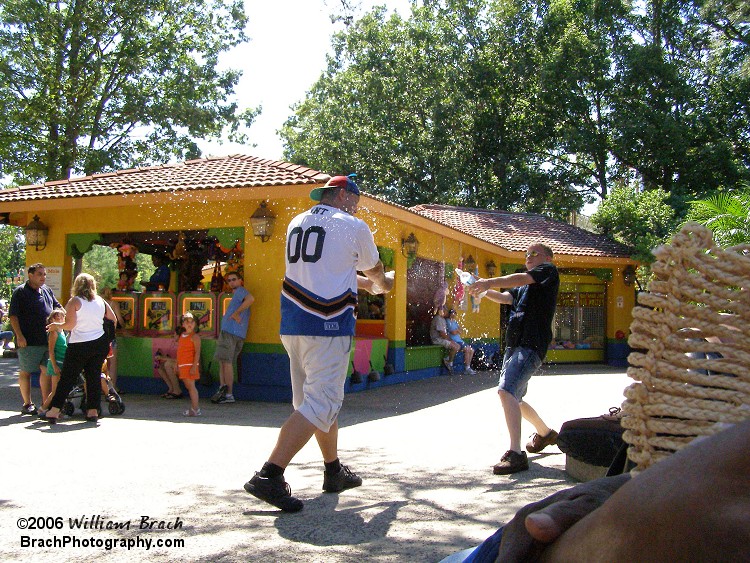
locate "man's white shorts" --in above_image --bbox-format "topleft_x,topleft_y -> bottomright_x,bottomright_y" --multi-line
281,334 -> 352,432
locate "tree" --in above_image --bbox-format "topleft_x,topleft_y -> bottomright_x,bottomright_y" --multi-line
591,184 -> 679,264
0,0 -> 258,185
686,186 -> 750,247
608,0 -> 748,204
281,0 -> 584,218
0,225 -> 25,301
535,0 -> 631,201
282,0 -> 749,216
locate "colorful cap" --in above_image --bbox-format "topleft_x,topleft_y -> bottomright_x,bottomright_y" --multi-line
310,175 -> 360,201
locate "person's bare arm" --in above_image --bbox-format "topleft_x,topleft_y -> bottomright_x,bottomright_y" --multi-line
9,316 -> 25,347
110,300 -> 125,326
47,298 -> 79,332
482,289 -> 514,305
191,334 -> 201,376
47,330 -> 61,375
469,273 -> 535,295
362,262 -> 394,294
104,300 -> 117,322
533,420 -> 750,562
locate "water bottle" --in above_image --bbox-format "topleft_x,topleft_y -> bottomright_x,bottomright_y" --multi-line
455,268 -> 487,299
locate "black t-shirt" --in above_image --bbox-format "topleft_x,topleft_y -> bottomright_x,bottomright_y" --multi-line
505,262 -> 560,360
8,282 -> 61,346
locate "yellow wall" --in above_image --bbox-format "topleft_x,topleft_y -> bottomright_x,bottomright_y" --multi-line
20,194 -> 636,348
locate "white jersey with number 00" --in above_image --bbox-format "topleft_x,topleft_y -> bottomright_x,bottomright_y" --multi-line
280,204 -> 380,336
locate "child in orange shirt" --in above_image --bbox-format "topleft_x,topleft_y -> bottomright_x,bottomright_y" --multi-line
176,312 -> 202,416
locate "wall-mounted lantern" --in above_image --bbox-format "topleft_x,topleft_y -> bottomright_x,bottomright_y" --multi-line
486,259 -> 497,277
401,232 -> 419,259
250,201 -> 275,242
464,255 -> 476,274
622,265 -> 637,286
25,215 -> 48,251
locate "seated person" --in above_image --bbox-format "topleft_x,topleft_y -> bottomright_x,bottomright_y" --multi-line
142,254 -> 170,291
154,349 -> 182,399
446,308 -> 476,375
430,305 -> 462,374
461,418 -> 750,562
0,328 -> 14,349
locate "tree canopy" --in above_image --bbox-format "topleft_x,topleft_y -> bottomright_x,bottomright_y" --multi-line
590,184 -> 678,264
0,225 -> 25,301
0,0 -> 257,184
282,0 -> 750,219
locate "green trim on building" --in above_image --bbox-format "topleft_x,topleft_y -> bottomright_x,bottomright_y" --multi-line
207,227 -> 244,250
67,233 -> 102,258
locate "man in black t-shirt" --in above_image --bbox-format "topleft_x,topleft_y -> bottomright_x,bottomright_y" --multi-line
8,263 -> 61,415
468,244 -> 560,475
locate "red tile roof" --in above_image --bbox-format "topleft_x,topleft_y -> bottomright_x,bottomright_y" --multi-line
410,204 -> 631,258
0,154 -> 630,259
0,155 -> 329,203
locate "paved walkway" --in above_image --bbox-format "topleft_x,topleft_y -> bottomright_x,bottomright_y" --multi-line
0,357 -> 630,562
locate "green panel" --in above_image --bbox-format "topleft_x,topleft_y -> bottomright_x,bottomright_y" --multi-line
369,340 -> 389,371
118,337 -> 158,378
200,339 -> 220,379
348,346 -> 356,370
118,336 -> 223,380
247,342 -> 287,354
405,345 -> 444,370
546,349 -> 605,363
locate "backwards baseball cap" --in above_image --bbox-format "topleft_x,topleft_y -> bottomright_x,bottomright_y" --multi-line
310,175 -> 360,201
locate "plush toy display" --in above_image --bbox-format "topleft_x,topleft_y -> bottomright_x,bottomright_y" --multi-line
169,232 -> 188,261
112,243 -> 139,291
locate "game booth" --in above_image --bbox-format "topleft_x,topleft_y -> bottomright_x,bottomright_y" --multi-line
70,228 -> 391,399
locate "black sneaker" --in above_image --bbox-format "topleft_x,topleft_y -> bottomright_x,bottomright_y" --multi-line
21,403 -> 37,415
210,384 -> 227,404
244,473 -> 303,513
493,450 -> 529,475
323,465 -> 363,493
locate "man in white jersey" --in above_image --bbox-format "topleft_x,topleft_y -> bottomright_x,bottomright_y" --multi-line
244,175 -> 394,512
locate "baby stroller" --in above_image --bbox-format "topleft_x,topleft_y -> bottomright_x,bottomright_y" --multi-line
62,370 -> 125,417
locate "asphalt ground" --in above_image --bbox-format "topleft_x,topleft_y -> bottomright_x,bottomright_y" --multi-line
0,356 -> 629,562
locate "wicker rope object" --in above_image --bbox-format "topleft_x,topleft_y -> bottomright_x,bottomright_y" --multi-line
622,223 -> 750,472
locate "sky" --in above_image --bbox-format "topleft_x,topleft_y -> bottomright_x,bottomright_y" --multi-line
198,0 -> 600,215
199,0 -> 413,161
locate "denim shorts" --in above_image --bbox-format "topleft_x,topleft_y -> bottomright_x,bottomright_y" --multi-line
497,347 -> 542,400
